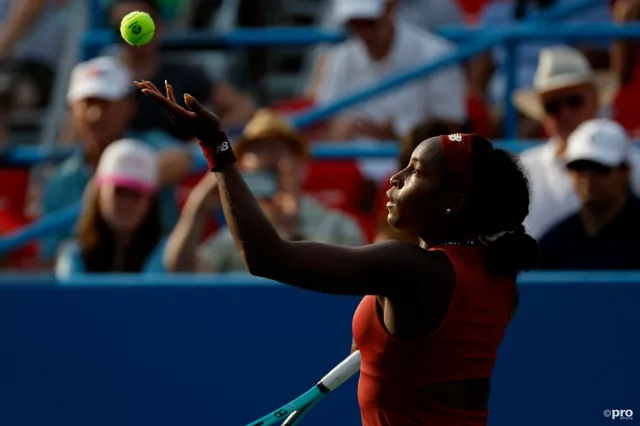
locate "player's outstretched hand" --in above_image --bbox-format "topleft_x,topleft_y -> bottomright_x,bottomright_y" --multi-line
134,79 -> 221,141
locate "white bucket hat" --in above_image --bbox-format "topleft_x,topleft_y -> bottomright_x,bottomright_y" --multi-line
513,46 -> 619,122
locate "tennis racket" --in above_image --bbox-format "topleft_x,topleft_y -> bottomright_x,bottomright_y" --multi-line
244,350 -> 361,426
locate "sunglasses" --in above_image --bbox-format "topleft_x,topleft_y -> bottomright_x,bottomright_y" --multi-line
543,93 -> 585,115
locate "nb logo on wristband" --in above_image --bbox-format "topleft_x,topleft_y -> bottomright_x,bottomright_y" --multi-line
216,141 -> 230,154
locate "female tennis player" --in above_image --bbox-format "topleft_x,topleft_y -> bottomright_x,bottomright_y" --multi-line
136,80 -> 538,426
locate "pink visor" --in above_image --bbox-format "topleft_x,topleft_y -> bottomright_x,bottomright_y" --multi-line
95,175 -> 156,195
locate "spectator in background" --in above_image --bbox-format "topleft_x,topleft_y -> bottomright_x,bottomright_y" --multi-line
470,0 -> 612,135
55,140 -> 167,277
537,119 -> 640,269
611,0 -> 640,136
312,0 -> 466,142
110,0 -> 255,138
40,56 -> 194,263
0,0 -> 69,146
515,46 -> 640,240
164,110 -> 365,272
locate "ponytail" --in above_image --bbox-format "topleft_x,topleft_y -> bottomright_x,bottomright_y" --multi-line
481,225 -> 539,276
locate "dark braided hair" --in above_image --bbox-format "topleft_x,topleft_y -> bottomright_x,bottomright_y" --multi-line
466,135 -> 538,275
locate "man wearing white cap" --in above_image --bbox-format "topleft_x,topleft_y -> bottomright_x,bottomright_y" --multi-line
313,0 -> 466,142
515,46 -> 640,239
40,56 -> 195,263
537,119 -> 640,269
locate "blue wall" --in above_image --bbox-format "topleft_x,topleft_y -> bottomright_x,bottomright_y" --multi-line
0,274 -> 638,426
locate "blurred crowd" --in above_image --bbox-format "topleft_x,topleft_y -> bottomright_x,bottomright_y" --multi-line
2,0 -> 640,275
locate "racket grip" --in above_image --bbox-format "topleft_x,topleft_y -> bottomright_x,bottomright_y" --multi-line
318,350 -> 361,392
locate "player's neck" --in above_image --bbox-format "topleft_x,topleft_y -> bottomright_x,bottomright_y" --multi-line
420,226 -> 468,248
580,195 -> 627,237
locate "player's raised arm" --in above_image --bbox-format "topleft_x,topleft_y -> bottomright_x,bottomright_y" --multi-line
135,80 -> 441,296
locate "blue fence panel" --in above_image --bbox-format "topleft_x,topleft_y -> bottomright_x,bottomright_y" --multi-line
0,273 -> 638,426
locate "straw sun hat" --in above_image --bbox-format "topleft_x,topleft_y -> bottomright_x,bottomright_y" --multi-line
512,46 -> 619,122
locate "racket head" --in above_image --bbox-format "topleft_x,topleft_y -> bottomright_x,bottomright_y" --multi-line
244,387 -> 324,426
245,351 -> 361,426
281,399 -> 321,426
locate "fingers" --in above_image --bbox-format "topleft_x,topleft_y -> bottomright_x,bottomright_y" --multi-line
183,93 -> 206,113
142,89 -> 196,118
165,80 -> 177,104
134,80 -> 160,95
184,93 -> 223,126
144,79 -> 163,95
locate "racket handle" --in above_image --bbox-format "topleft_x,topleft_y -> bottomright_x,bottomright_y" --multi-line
318,350 -> 361,392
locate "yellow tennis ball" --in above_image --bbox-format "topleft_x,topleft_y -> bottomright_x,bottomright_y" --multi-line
120,11 -> 155,47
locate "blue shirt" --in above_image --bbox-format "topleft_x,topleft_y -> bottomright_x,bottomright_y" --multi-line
54,237 -> 168,278
537,197 -> 640,270
40,130 -> 185,261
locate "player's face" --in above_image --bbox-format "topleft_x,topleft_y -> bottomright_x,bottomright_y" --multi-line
386,138 -> 451,236
99,185 -> 153,233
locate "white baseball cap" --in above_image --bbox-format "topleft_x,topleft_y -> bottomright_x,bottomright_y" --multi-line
67,56 -> 133,104
333,0 -> 387,25
95,139 -> 158,194
565,119 -> 630,168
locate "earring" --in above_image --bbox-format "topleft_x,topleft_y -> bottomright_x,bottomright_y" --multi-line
445,208 -> 452,215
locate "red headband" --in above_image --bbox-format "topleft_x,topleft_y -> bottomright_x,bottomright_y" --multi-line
439,133 -> 474,193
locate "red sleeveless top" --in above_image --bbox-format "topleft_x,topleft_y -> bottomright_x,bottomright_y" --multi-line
352,245 -> 515,426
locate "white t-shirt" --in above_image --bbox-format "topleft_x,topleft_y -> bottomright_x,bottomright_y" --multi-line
520,139 -> 640,240
316,22 -> 466,137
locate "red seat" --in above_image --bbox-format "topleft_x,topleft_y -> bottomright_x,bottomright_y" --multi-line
0,210 -> 37,269
455,0 -> 490,21
467,93 -> 496,137
176,172 -> 220,240
303,160 -> 375,242
0,167 -> 30,214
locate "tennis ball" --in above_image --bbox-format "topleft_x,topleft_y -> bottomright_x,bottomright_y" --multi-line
120,11 -> 155,47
